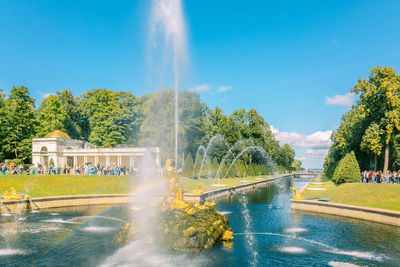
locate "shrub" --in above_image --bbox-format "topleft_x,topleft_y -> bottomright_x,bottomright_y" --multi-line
182,153 -> 194,177
324,155 -> 337,179
332,151 -> 360,184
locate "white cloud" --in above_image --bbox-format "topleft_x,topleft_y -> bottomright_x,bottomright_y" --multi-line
270,126 -> 332,149
189,84 -> 212,92
217,86 -> 232,92
271,126 -> 333,169
189,84 -> 232,94
325,93 -> 354,107
295,149 -> 329,169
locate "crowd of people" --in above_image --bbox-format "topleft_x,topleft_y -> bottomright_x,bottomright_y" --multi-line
361,170 -> 400,184
0,162 -> 137,176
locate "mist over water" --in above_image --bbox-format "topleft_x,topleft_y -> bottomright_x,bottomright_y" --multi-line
149,0 -> 188,167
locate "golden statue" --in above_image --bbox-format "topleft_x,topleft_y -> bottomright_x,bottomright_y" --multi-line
162,158 -> 191,210
3,187 -> 22,201
165,158 -> 178,181
290,186 -> 304,200
204,201 -> 216,208
185,207 -> 195,215
222,230 -> 233,241
192,183 -> 203,195
194,203 -> 208,210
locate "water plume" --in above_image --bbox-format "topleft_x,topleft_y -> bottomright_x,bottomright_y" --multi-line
149,0 -> 188,167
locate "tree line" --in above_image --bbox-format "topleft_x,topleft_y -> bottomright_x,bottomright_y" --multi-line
0,86 -> 300,171
324,66 -> 400,180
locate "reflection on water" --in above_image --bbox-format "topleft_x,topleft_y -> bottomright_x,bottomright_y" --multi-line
0,178 -> 399,266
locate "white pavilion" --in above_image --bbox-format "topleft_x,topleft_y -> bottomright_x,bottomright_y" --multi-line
32,130 -> 160,168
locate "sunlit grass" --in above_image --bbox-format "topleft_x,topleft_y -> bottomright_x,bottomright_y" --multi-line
303,176 -> 400,211
0,174 -> 280,198
178,175 -> 277,193
0,174 -> 131,197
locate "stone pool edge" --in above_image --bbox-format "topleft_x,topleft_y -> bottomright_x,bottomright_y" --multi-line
291,199 -> 400,227
0,174 -> 296,212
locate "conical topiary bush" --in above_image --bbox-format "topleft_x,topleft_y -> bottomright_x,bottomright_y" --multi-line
332,151 -> 360,184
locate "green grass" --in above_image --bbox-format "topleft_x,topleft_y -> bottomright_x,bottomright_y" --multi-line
303,176 -> 400,211
178,175 -> 276,193
0,174 -> 277,197
0,174 -> 131,197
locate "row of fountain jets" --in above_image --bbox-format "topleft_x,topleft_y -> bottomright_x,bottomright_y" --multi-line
191,134 -> 275,180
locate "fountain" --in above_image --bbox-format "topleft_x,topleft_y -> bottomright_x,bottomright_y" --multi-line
149,0 -> 188,168
223,146 -> 272,179
192,145 -> 205,178
114,158 -> 233,252
197,134 -> 228,179
215,139 -> 254,179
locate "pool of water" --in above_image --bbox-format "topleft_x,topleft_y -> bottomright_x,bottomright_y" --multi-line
0,178 -> 399,266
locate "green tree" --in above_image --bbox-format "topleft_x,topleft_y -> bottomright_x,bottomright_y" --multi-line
275,144 -> 295,167
182,153 -> 194,177
140,89 -> 208,164
80,89 -> 127,147
247,163 -> 255,176
291,160 -> 303,171
57,89 -> 83,139
360,123 -> 383,171
352,66 -> 400,172
332,151 -> 361,184
237,160 -> 246,177
37,95 -> 68,136
205,107 -> 241,161
211,157 -> 219,174
2,86 -> 37,161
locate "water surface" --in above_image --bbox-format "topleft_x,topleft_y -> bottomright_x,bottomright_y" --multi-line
0,177 -> 399,266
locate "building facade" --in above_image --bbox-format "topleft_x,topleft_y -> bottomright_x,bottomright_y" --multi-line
32,130 -> 160,168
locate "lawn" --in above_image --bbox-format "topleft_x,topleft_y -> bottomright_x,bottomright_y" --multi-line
302,176 -> 400,211
0,174 -> 276,197
178,175 -> 275,193
0,174 -> 131,197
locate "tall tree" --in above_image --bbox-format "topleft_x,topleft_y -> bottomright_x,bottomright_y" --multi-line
80,89 -> 126,147
57,89 -> 83,139
140,89 -> 208,164
352,66 -> 400,172
360,123 -> 383,171
37,95 -> 68,136
2,86 -> 37,161
275,144 -> 295,167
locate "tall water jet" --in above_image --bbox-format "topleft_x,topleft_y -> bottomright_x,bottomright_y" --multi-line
192,145 -> 205,178
149,0 -> 188,168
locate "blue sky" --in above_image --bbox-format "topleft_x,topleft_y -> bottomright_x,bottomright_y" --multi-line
1,0 -> 400,168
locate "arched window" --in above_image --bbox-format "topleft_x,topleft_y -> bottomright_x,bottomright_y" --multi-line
41,146 -> 48,152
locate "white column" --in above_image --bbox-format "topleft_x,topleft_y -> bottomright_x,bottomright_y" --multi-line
73,156 -> 77,167
129,155 -> 133,167
118,156 -> 122,166
84,155 -> 88,164
156,151 -> 161,167
106,156 -> 110,167
95,156 -> 99,165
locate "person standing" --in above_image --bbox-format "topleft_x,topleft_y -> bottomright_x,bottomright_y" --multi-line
30,164 -> 35,175
1,164 -> 6,175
